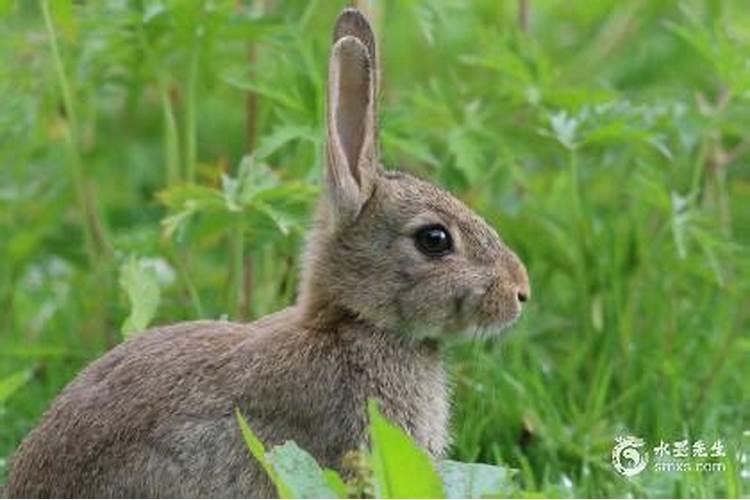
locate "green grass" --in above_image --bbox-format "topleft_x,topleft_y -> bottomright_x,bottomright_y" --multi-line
1,0 -> 749,497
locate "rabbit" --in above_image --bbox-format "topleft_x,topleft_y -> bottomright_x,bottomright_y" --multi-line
6,8 -> 530,499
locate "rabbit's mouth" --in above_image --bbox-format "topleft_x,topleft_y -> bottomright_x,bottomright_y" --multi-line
409,316 -> 519,343
473,314 -> 522,338
454,285 -> 523,336
406,289 -> 521,342
456,313 -> 522,341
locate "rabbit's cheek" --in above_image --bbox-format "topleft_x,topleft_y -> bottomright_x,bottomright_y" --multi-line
460,287 -> 486,324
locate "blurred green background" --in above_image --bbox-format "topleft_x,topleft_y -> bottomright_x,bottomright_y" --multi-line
1,0 -> 748,497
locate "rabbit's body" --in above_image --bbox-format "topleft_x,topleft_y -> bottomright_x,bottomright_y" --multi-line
7,8 -> 528,498
8,311 -> 448,498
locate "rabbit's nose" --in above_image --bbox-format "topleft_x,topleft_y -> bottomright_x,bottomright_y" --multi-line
502,249 -> 530,304
515,265 -> 530,304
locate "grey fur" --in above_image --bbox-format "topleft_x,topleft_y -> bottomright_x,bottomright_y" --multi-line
6,8 -> 529,498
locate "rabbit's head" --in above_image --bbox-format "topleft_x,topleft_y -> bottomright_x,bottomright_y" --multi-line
300,9 -> 529,339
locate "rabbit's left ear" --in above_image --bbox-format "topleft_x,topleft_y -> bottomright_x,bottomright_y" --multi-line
333,8 -> 378,98
326,9 -> 378,225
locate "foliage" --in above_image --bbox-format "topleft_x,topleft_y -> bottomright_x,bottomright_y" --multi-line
1,0 -> 749,497
367,400 -> 447,498
236,401 -> 514,498
119,255 -> 162,337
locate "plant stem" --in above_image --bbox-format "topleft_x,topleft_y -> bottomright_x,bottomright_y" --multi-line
568,148 -> 586,237
245,45 -> 259,154
239,3 -> 261,319
229,223 -> 244,319
40,0 -> 79,137
134,6 -> 181,186
690,135 -> 708,200
568,148 -> 591,335
40,0 -> 111,263
161,84 -> 181,186
518,0 -> 530,33
184,29 -> 201,183
173,249 -> 204,318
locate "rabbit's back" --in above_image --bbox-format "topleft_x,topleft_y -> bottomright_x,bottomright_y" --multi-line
6,315 -> 291,498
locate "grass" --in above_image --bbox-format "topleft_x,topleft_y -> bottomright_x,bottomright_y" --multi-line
1,0 -> 749,497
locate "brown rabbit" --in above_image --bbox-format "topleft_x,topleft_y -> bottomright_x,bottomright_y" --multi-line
6,8 -> 529,498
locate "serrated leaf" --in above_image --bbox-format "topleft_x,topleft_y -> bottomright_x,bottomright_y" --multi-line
161,204 -> 197,240
158,184 -> 225,211
438,459 -> 516,499
382,131 -> 440,168
252,200 -> 296,235
448,129 -> 482,183
548,111 -> 579,150
222,73 -> 305,113
253,125 -> 318,160
368,400 -> 445,499
266,441 -> 340,499
119,256 -> 161,339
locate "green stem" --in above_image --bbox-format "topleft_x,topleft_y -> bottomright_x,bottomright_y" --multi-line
160,85 -> 181,186
41,0 -> 110,263
185,38 -> 200,183
569,148 -> 591,335
569,148 -> 583,229
715,161 -> 731,237
40,0 -> 79,136
690,135 -> 708,200
229,224 -> 245,319
134,7 -> 181,186
174,249 -> 204,318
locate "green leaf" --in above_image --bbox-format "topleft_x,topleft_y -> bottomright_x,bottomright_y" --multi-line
447,129 -> 482,183
266,441 -> 341,499
323,469 -> 348,498
0,369 -> 33,404
235,157 -> 279,199
368,399 -> 446,499
158,184 -> 226,211
547,110 -> 579,150
252,200 -> 295,236
253,125 -> 318,160
438,460 -> 516,499
157,157 -> 315,244
235,409 -> 294,499
222,73 -> 306,113
119,256 -> 161,339
382,131 -> 440,168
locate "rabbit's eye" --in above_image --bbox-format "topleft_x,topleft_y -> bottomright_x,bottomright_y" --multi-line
415,225 -> 453,257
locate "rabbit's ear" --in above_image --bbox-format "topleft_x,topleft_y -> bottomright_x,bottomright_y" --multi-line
333,8 -> 378,94
326,11 -> 378,225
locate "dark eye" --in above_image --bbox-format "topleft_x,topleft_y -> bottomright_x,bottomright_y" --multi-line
414,225 -> 453,257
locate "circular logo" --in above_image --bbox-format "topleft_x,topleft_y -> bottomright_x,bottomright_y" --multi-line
612,435 -> 648,477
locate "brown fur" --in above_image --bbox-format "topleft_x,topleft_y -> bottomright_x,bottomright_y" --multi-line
6,8 -> 529,498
